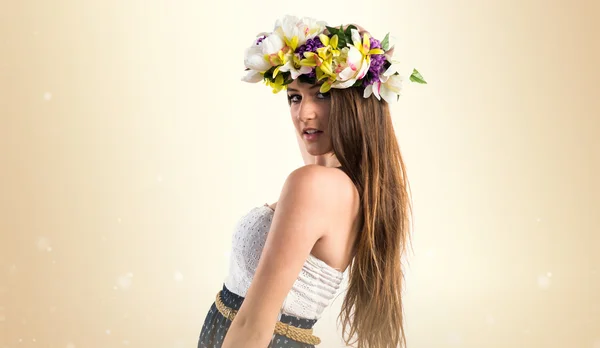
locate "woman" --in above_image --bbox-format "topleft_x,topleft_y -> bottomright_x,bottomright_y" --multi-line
198,15 -> 426,348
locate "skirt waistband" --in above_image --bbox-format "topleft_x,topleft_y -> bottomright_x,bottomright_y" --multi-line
220,284 -> 318,329
218,284 -> 321,345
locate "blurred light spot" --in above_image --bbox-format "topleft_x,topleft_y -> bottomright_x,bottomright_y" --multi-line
425,249 -> 435,258
537,274 -> 551,290
485,314 -> 495,325
523,328 -> 531,334
547,272 -> 553,277
43,92 -> 52,101
66,343 -> 76,348
122,340 -> 130,345
8,265 -> 17,274
36,237 -> 51,251
117,218 -> 122,224
173,271 -> 184,282
105,329 -> 111,335
593,339 -> 600,348
447,332 -> 461,346
156,175 -> 163,182
32,338 -> 36,342
536,217 -> 541,222
173,340 -> 186,348
116,273 -> 133,290
0,315 -> 5,322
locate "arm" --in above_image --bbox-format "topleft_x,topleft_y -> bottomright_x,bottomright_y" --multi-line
221,165 -> 337,347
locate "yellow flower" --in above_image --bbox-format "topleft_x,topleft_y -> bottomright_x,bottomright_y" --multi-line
265,74 -> 286,93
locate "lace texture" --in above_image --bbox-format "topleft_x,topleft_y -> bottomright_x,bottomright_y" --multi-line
223,205 -> 345,320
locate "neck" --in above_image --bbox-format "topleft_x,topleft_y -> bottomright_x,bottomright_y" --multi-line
312,153 -> 341,168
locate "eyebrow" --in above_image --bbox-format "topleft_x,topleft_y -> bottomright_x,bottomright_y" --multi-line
287,85 -> 321,92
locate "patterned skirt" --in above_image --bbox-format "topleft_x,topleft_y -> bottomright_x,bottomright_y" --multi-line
198,284 -> 319,348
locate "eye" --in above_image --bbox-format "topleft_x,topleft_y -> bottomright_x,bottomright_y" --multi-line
316,92 -> 330,100
287,94 -> 301,104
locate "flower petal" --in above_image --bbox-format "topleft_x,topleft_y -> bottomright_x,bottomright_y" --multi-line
241,70 -> 263,83
319,80 -> 332,93
372,81 -> 381,100
244,46 -> 270,72
332,78 -> 357,89
351,28 -> 362,48
380,86 -> 396,103
356,58 -> 370,79
261,34 -> 285,55
363,84 -> 373,98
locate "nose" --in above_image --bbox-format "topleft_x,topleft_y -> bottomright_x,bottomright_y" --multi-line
297,99 -> 317,122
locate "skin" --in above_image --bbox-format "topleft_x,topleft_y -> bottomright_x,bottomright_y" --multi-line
221,80 -> 361,348
287,80 -> 341,168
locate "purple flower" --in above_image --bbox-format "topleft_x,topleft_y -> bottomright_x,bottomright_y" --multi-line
369,37 -> 382,49
295,37 -> 324,57
364,53 -> 387,86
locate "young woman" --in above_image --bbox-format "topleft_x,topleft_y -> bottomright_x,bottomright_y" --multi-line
198,15 -> 425,348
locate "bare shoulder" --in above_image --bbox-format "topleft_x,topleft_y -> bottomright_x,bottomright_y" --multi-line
267,164 -> 359,216
231,164 -> 358,331
282,164 -> 359,216
288,164 -> 356,195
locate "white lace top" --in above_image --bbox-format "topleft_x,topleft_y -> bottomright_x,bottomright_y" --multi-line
223,204 -> 345,320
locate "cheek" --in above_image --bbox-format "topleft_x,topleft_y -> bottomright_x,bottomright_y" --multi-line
290,110 -> 300,129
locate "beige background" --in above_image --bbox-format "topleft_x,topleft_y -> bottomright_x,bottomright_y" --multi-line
1,0 -> 599,347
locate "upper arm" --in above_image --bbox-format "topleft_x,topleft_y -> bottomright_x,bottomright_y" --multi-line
232,165 -> 339,329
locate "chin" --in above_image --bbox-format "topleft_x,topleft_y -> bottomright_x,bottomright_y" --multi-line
306,147 -> 331,156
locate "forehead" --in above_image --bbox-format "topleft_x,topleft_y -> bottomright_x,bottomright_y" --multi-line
287,80 -> 321,91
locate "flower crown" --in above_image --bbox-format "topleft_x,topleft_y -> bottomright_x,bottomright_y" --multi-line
242,15 -> 426,103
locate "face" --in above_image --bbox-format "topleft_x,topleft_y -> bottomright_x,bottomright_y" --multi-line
286,80 -> 332,156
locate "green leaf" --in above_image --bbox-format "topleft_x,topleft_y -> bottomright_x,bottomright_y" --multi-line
409,69 -> 427,84
326,26 -> 340,36
381,33 -> 390,51
344,25 -> 357,39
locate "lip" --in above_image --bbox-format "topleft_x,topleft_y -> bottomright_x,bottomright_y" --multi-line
302,129 -> 323,142
302,127 -> 322,133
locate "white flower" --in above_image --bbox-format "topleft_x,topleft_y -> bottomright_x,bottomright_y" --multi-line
274,15 -> 327,48
242,33 -> 285,78
274,15 -> 302,44
332,43 -> 370,89
243,45 -> 270,72
364,73 -> 404,103
278,52 -> 312,79
261,34 -> 285,55
274,15 -> 300,36
298,17 -> 327,41
241,70 -> 263,83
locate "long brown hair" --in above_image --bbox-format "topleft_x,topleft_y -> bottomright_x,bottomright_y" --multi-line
329,86 -> 413,348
